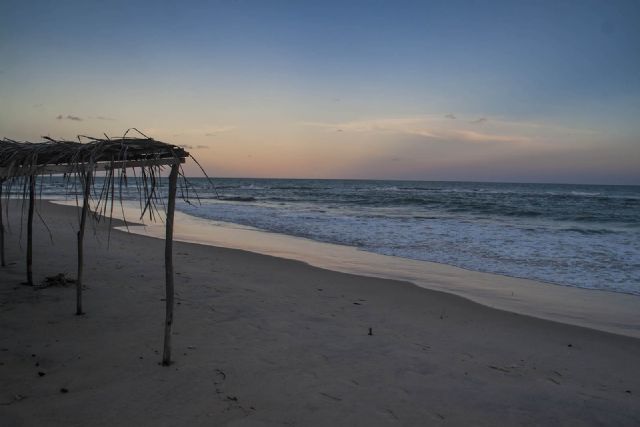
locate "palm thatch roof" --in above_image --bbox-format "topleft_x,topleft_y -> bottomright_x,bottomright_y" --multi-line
1,131 -> 189,178
0,129 -> 207,366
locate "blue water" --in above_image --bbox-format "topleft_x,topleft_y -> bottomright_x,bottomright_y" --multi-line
37,178 -> 640,295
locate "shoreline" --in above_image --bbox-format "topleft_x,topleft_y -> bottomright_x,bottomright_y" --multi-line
2,201 -> 639,425
80,200 -> 640,340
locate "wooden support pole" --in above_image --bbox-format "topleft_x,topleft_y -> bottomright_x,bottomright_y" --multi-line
0,180 -> 5,267
162,164 -> 179,366
76,170 -> 92,315
27,175 -> 35,286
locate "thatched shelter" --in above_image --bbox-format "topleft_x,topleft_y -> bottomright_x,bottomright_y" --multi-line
0,130 -> 199,366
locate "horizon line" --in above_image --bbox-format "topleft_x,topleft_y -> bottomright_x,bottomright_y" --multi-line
179,175 -> 640,187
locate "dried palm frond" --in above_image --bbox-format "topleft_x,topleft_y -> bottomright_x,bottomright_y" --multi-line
1,130 -> 214,223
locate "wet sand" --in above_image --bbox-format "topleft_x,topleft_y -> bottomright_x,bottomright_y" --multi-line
115,205 -> 640,339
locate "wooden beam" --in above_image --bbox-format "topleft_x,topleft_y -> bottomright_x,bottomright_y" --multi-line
162,163 -> 179,366
0,157 -> 186,179
76,170 -> 92,315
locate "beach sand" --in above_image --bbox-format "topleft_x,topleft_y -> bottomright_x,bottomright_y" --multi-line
1,201 -> 639,426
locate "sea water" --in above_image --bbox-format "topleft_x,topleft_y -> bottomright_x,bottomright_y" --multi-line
36,178 -> 640,295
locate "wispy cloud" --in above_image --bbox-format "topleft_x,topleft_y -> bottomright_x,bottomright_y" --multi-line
204,126 -> 236,136
55,114 -> 116,121
142,125 -> 235,139
445,113 -> 456,120
56,114 -> 83,121
302,114 -> 580,145
178,144 -> 210,150
454,130 -> 526,143
304,117 -> 435,134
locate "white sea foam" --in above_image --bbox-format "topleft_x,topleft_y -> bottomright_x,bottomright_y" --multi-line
37,177 -> 640,295
176,198 -> 640,295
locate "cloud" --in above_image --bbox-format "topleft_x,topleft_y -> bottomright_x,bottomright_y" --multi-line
204,126 -> 236,136
55,114 -> 115,121
137,125 -> 234,139
471,117 -> 488,124
56,114 -> 83,121
445,113 -> 456,120
302,115 -> 539,145
454,130 -> 527,143
303,117 -> 434,134
213,126 -> 235,133
177,144 -> 210,150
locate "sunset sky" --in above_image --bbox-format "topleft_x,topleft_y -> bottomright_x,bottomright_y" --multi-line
1,0 -> 639,184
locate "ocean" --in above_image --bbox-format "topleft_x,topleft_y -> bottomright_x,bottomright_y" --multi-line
36,178 -> 640,295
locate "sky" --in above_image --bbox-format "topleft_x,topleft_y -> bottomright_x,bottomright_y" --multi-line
1,0 -> 639,184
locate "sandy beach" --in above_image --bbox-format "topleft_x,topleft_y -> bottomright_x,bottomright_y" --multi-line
1,201 -> 639,426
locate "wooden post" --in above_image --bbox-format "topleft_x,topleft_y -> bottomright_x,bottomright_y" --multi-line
0,179 -> 5,267
76,170 -> 92,315
162,164 -> 179,366
27,175 -> 35,286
